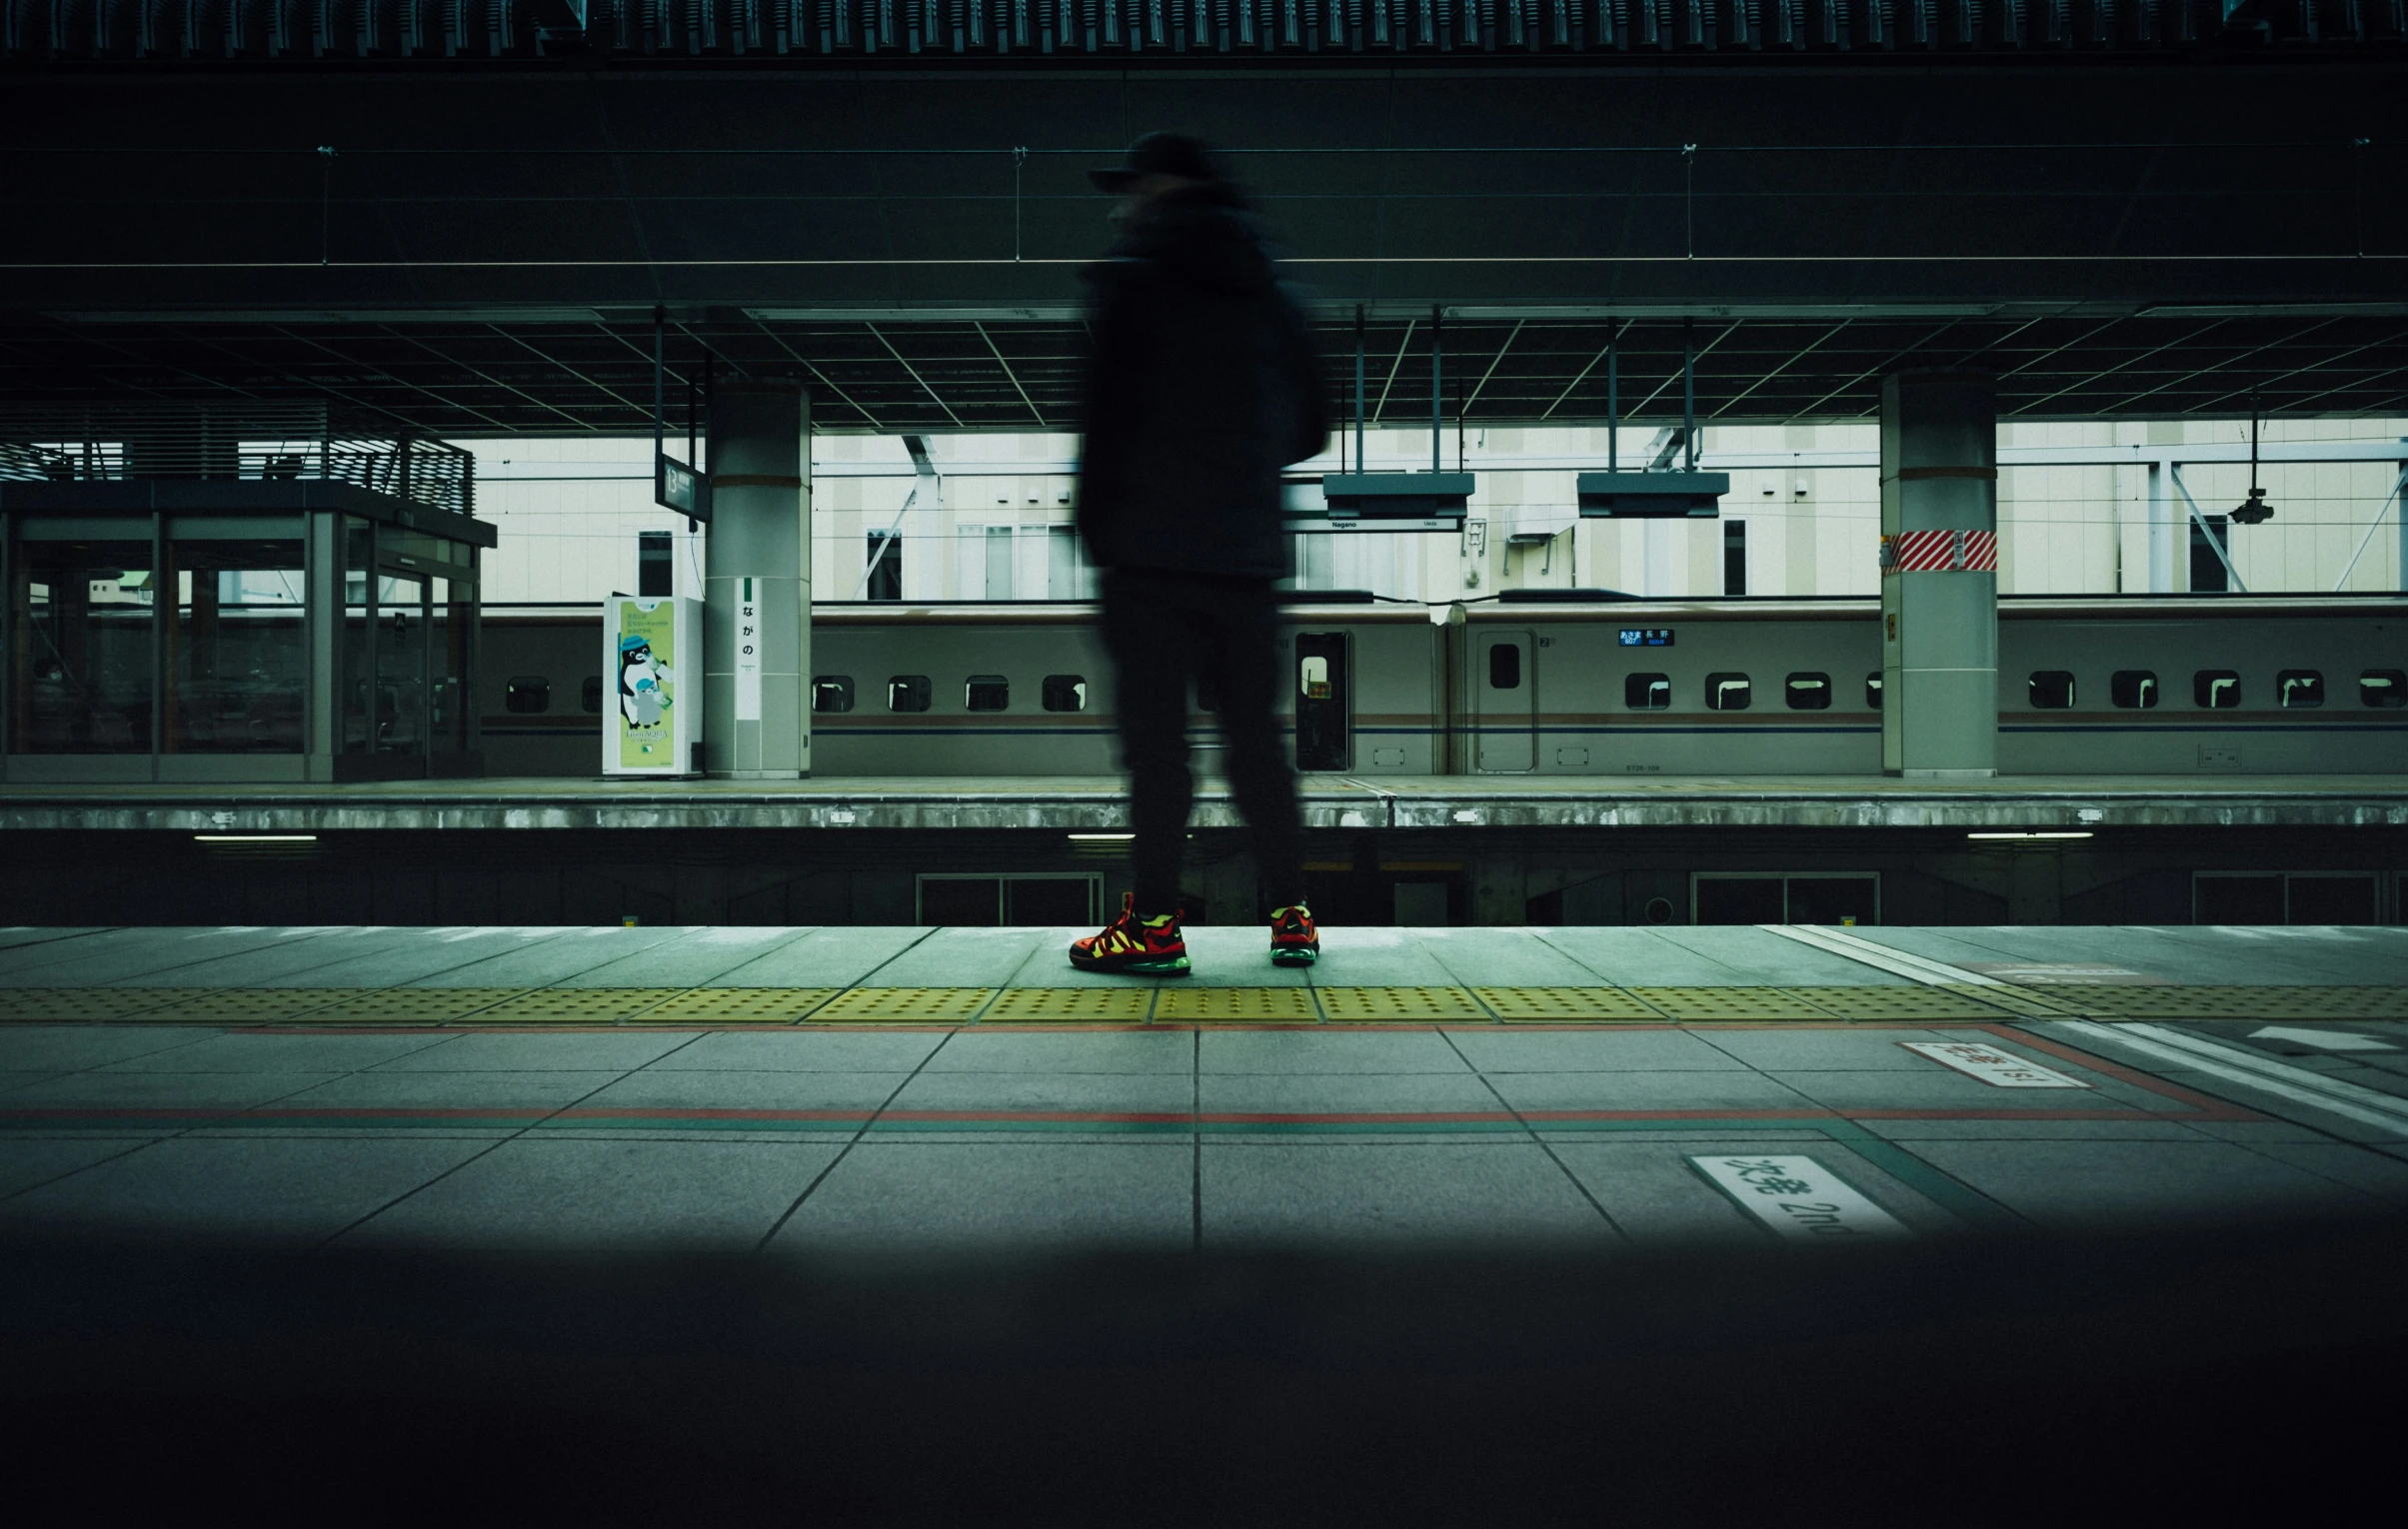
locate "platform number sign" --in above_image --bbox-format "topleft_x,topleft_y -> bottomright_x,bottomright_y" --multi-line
736,578 -> 762,723
1688,1154 -> 1911,1240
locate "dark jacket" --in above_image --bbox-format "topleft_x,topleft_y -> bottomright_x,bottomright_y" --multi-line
1075,186 -> 1329,580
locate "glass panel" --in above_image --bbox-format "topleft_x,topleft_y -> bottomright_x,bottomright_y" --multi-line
966,675 -> 1010,712
430,576 -> 472,754
2111,671 -> 2158,709
1784,673 -> 1830,711
10,538 -> 154,754
341,518 -> 376,754
2276,670 -> 2323,709
888,675 -> 931,713
1487,642 -> 1521,691
165,536 -> 305,754
813,676 -> 856,714
2027,671 -> 2076,709
1042,675 -> 1087,713
1624,674 -> 1669,711
1704,673 -> 1752,711
2361,670 -> 2407,709
2194,670 -> 2241,709
374,573 -> 428,756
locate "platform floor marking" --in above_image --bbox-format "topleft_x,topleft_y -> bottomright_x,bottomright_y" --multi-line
811,987 -> 998,1023
0,988 -> 206,1021
1688,1153 -> 1914,1240
982,987 -> 1154,1023
1901,1040 -> 2091,1088
1790,985 -> 2018,1022
1155,986 -> 1320,1021
641,987 -> 840,1021
305,988 -> 529,1023
1316,986 -> 1489,1022
463,988 -> 687,1023
1474,986 -> 1668,1022
1629,987 -> 1846,1021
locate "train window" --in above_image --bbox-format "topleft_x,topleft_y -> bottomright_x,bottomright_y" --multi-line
504,676 -> 551,715
1042,675 -> 1087,713
1866,672 -> 1882,710
966,675 -> 1010,712
2277,670 -> 2324,709
1783,673 -> 1830,711
888,675 -> 932,713
2028,671 -> 2076,709
1624,674 -> 1670,711
1488,642 -> 1522,691
1704,673 -> 1751,711
2111,671 -> 2158,709
581,677 -> 604,714
812,676 -> 855,715
2193,670 -> 2242,709
2362,670 -> 2407,709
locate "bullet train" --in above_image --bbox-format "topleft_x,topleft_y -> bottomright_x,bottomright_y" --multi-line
478,594 -> 2408,778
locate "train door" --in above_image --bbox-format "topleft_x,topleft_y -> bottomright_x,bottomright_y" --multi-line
1476,630 -> 1535,771
1294,633 -> 1349,770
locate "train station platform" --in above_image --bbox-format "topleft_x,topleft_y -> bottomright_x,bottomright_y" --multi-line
5,771 -> 2408,833
3,922 -> 2403,1249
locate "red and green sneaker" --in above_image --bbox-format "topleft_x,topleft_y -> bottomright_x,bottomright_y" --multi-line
1069,893 -> 1191,976
1269,903 -> 1319,966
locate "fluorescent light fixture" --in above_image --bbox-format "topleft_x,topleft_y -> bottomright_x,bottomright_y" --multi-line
193,833 -> 318,843
1067,832 -> 1137,841
1966,831 -> 2093,841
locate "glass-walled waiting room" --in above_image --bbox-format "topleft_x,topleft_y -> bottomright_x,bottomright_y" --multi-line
2,494 -> 492,782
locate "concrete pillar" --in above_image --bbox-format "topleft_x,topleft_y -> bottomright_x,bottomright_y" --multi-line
1880,370 -> 1997,778
704,382 -> 811,779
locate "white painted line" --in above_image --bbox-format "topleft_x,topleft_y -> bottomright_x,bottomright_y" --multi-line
1688,1154 -> 1913,1241
2054,1020 -> 2408,1137
1902,1041 -> 2091,1089
1757,924 -> 2012,988
2247,1024 -> 2398,1053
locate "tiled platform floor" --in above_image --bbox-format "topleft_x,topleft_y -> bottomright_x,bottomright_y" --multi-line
3,922 -> 2405,1249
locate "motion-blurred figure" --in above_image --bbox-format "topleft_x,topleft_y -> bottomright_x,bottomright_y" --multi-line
1068,133 -> 1329,975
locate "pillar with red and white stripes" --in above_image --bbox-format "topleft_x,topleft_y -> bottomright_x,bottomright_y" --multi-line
1879,370 -> 1997,778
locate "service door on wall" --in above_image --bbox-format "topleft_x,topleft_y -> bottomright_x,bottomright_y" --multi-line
1293,633 -> 1349,771
1475,630 -> 1535,771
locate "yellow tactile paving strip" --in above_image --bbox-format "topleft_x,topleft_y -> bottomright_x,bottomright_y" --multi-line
1317,986 -> 1490,1022
811,987 -> 998,1023
983,987 -> 1154,1022
1627,986 -> 1848,1021
1784,985 -> 2021,1022
306,988 -> 530,1023
465,988 -> 687,1023
3,975 -> 2400,1029
639,988 -> 840,1021
1156,986 -> 1319,1021
1476,986 -> 1669,1022
0,988 -> 203,1022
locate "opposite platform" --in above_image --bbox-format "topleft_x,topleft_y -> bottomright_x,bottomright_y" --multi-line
5,773 -> 2408,833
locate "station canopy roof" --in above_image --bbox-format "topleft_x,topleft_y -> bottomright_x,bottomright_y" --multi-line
6,305 -> 2403,438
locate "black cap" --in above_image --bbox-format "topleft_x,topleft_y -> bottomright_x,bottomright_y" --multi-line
1088,132 -> 1225,193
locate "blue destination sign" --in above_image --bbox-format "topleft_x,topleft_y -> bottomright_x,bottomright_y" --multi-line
1618,629 -> 1674,647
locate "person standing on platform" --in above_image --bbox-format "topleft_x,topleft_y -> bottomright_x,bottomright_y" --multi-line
1067,132 -> 1328,977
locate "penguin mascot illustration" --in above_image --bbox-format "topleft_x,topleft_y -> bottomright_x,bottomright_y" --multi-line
618,632 -> 674,741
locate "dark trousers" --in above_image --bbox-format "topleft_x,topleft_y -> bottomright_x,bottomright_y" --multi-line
1099,568 -> 1304,918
